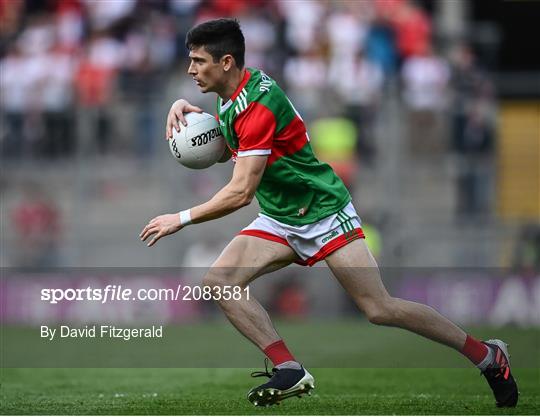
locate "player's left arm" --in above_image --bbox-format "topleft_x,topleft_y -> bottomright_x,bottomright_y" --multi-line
140,155 -> 266,247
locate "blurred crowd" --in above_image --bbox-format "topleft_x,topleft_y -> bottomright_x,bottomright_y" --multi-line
1,0 -> 505,268
1,0 -> 494,164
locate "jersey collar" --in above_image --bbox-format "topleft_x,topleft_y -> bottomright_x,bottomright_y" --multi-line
219,69 -> 251,114
230,69 -> 251,101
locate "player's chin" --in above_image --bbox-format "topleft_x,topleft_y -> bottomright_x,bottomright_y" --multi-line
195,83 -> 207,92
198,84 -> 214,94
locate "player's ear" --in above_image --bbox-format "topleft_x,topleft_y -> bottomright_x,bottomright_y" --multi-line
222,54 -> 234,72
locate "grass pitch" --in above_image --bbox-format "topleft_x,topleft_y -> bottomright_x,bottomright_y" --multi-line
1,321 -> 539,415
2,368 -> 539,415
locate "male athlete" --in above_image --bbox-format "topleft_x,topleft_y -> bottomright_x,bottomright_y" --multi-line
140,18 -> 518,408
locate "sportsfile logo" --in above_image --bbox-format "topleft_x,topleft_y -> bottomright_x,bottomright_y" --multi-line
190,127 -> 222,147
321,230 -> 339,244
40,284 -> 250,304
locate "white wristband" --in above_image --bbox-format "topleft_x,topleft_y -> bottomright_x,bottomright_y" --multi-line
179,209 -> 192,226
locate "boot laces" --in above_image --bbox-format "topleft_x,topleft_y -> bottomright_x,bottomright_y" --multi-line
250,358 -> 276,379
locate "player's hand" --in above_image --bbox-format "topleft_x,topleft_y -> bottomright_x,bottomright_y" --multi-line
166,99 -> 203,140
140,213 -> 183,247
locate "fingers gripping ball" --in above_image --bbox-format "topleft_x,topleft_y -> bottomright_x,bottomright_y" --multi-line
169,112 -> 225,169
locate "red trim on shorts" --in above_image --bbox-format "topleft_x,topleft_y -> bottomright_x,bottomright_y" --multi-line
304,227 -> 365,266
238,229 -> 290,248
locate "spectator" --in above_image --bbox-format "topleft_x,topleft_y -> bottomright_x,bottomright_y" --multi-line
238,8 -> 277,71
54,0 -> 84,53
390,0 -> 431,61
283,46 -> 327,121
329,50 -> 384,163
0,0 -> 24,41
82,0 -> 136,31
0,44 -> 28,158
74,31 -> 123,154
169,0 -> 201,65
449,43 -> 495,217
454,100 -> 495,217
271,279 -> 308,320
364,16 -> 398,78
121,12 -> 176,158
401,44 -> 450,155
40,43 -> 76,158
450,43 -> 492,150
0,0 -> 440,163
11,183 -> 62,267
326,1 -> 370,62
402,44 -> 449,111
278,0 -> 326,54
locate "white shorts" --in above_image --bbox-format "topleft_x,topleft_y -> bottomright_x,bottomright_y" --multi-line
239,202 -> 364,266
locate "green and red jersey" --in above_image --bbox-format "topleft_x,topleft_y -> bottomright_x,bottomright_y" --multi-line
217,68 -> 350,226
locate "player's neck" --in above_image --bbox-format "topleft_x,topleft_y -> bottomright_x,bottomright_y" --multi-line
218,68 -> 246,102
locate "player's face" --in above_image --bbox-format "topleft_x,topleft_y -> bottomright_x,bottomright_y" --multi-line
188,47 -> 225,93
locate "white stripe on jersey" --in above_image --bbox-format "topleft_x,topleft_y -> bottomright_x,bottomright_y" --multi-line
234,88 -> 249,115
219,98 -> 233,113
238,89 -> 247,111
237,149 -> 272,157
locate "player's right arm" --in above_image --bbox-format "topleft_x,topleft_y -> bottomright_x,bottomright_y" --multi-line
190,154 -> 266,222
166,99 -> 231,162
165,99 -> 203,139
140,155 -> 266,247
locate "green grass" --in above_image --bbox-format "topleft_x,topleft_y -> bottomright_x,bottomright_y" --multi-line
1,368 -> 538,415
1,321 -> 539,414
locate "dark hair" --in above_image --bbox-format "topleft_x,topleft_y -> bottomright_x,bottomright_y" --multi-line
185,18 -> 245,69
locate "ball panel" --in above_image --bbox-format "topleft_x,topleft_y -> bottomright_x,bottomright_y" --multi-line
169,112 -> 225,169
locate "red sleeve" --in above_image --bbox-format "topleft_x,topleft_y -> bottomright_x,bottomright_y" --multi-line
233,102 -> 276,153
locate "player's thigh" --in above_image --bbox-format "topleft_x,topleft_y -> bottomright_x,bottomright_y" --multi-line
206,235 -> 299,287
325,239 -> 390,304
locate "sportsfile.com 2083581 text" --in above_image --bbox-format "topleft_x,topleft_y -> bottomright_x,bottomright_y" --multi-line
40,285 -> 250,304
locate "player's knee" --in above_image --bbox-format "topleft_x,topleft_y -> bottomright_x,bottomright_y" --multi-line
202,267 -> 244,289
365,297 -> 400,326
202,270 -> 227,289
365,308 -> 389,325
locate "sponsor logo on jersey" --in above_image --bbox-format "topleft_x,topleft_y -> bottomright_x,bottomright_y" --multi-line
190,127 -> 222,147
321,230 -> 339,244
260,72 -> 272,92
